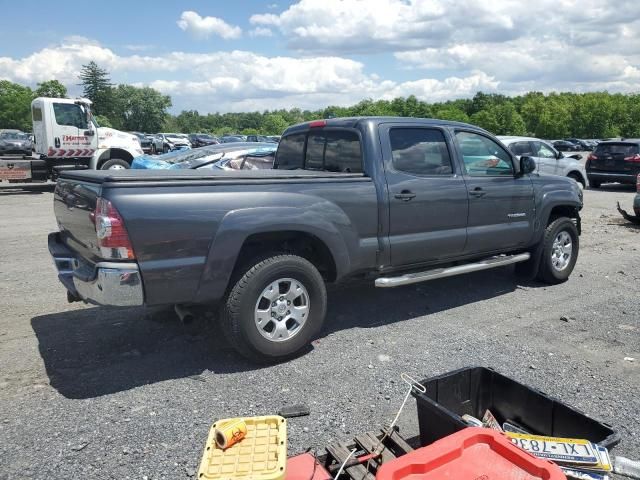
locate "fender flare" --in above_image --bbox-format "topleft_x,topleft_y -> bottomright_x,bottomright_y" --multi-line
195,206 -> 353,303
90,148 -> 139,169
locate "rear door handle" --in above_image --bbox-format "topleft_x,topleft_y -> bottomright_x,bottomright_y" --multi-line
469,187 -> 486,198
394,190 -> 416,202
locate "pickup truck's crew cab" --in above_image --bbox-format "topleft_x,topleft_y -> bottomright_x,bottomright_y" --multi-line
49,117 -> 583,362
0,97 -> 143,183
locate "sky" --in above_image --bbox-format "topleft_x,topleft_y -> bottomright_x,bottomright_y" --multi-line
0,0 -> 639,114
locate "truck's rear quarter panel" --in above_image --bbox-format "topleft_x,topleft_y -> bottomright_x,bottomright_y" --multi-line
100,175 -> 379,305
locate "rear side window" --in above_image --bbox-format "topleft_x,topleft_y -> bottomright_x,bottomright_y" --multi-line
275,133 -> 305,169
390,128 -> 453,175
508,141 -> 534,156
595,143 -> 639,156
32,106 -> 43,122
276,130 -> 362,173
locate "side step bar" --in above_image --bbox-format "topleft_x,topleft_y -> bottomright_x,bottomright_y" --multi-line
375,253 -> 531,288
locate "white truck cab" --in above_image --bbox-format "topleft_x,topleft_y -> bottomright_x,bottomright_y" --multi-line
31,97 -> 143,172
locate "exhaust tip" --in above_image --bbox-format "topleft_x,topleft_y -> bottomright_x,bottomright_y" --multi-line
174,304 -> 195,324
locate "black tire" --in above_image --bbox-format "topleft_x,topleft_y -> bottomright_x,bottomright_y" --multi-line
163,144 -> 169,154
568,172 -> 585,189
588,178 -> 601,189
221,255 -> 327,363
100,158 -> 130,170
536,217 -> 579,284
151,144 -> 157,155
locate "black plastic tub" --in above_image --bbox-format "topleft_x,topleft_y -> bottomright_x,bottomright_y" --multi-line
412,366 -> 619,448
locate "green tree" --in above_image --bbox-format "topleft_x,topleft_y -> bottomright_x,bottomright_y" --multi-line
78,61 -> 113,116
433,107 -> 469,122
0,80 -> 33,131
34,79 -> 67,98
470,109 -> 500,133
493,103 -> 526,135
262,113 -> 288,135
110,84 -> 172,132
94,114 -> 112,128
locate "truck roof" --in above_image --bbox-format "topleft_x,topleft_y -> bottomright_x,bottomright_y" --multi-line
283,116 -> 487,135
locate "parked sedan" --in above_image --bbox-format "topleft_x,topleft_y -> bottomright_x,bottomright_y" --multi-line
130,132 -> 152,154
565,138 -> 592,151
586,140 -> 640,188
150,133 -> 191,154
553,140 -> 581,152
0,132 -> 32,156
188,133 -> 219,148
500,136 -> 587,187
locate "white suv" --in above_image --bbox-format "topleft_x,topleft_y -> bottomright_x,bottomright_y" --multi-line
499,136 -> 587,188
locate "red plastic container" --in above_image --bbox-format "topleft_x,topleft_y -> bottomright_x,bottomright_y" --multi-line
285,453 -> 332,480
376,428 -> 566,480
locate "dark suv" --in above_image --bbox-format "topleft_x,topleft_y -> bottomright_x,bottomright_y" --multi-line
586,140 -> 640,188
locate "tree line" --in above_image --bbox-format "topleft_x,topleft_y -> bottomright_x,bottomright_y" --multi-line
1,61 -> 639,139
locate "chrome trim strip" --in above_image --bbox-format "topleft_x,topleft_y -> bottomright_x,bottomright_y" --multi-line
375,253 -> 531,288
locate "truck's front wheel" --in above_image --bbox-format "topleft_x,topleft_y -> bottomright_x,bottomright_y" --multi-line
221,255 -> 327,363
537,217 -> 579,284
100,158 -> 130,170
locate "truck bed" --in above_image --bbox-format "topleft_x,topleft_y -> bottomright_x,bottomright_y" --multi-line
59,168 -> 368,185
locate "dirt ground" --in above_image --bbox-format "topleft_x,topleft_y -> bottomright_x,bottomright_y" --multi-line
0,182 -> 638,479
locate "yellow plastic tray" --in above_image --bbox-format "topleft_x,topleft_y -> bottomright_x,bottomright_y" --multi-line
197,415 -> 287,480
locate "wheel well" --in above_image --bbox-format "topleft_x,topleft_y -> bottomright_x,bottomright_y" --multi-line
236,231 -> 337,282
548,205 -> 581,234
97,148 -> 134,168
567,171 -> 585,185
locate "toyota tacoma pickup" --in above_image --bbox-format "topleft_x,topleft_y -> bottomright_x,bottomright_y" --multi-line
49,117 -> 583,362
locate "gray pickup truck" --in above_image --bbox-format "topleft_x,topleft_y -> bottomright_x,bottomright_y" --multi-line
49,117 -> 583,361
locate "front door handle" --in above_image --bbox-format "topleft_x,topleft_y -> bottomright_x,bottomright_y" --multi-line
469,187 -> 486,198
394,190 -> 416,202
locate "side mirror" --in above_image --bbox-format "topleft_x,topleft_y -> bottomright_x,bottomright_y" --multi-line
84,130 -> 95,136
556,151 -> 564,159
520,156 -> 536,175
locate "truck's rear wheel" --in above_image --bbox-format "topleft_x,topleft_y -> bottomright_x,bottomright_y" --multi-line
100,158 -> 130,170
536,217 -> 579,284
221,255 -> 327,363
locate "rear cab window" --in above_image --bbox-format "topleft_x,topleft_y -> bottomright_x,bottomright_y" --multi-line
275,129 -> 363,173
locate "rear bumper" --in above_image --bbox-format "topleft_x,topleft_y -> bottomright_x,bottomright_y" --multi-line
48,232 -> 144,307
587,171 -> 637,184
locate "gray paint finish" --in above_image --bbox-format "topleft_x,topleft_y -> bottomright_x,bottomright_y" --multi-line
51,117 -> 583,307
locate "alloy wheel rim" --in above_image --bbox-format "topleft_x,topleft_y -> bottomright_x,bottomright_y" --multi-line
551,230 -> 572,271
254,278 -> 309,342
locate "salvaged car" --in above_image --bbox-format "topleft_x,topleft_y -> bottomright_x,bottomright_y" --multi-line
0,131 -> 32,156
131,143 -> 277,170
49,117 -> 583,362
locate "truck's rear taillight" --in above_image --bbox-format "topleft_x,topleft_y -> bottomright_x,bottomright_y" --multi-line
94,198 -> 135,260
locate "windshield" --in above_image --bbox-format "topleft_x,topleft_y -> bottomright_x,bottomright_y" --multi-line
0,132 -> 22,140
198,134 -> 214,139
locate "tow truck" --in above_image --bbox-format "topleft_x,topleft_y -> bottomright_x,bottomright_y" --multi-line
0,97 -> 143,183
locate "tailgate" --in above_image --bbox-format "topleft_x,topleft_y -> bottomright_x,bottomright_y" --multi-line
53,177 -> 102,262
591,143 -> 640,172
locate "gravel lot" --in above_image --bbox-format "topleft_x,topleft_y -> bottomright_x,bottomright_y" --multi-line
0,181 -> 638,480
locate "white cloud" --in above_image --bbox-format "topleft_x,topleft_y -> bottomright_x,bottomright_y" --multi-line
249,27 -> 274,38
177,11 -> 242,40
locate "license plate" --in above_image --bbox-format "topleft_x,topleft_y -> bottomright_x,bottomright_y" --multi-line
0,161 -> 31,180
506,433 -> 599,465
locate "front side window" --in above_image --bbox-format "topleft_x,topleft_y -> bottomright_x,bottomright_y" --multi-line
455,131 -> 514,176
53,103 -> 87,129
534,142 -> 557,159
390,128 -> 453,176
32,106 -> 43,122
